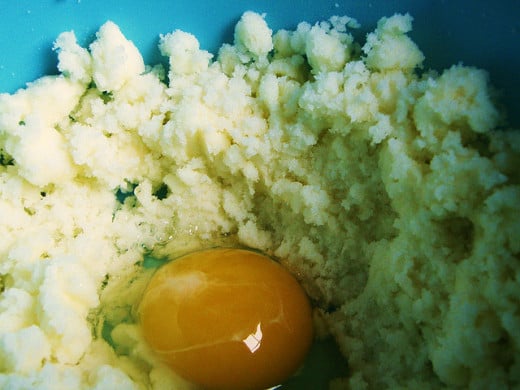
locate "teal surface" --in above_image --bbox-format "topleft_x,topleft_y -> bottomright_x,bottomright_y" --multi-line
0,0 -> 519,125
281,337 -> 348,389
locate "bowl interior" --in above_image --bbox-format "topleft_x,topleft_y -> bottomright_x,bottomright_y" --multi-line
1,0 -> 518,126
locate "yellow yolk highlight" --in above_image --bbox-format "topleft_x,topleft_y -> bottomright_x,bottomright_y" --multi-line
139,248 -> 314,390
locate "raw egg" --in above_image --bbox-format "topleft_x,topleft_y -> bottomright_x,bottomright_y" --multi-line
138,248 -> 314,390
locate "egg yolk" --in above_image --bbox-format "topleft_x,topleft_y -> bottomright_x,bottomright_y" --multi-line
138,248 -> 314,390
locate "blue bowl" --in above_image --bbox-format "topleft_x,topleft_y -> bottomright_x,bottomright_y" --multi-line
1,0 -> 519,125
0,1 -> 518,388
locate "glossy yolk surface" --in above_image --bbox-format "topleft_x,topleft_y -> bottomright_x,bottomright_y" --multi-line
139,248 -> 314,390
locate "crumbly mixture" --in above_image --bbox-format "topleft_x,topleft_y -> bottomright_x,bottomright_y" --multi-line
0,11 -> 519,389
